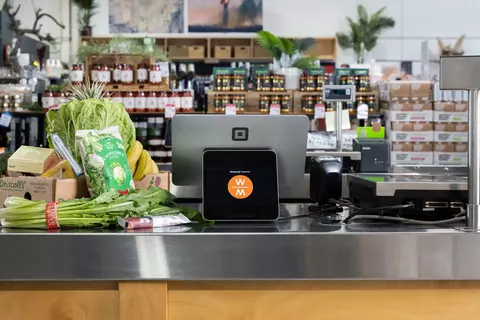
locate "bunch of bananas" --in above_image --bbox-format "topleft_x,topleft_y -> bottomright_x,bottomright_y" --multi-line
127,141 -> 159,181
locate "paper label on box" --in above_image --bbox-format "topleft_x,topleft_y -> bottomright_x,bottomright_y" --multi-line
390,131 -> 434,142
164,105 -> 176,119
434,132 -> 468,143
0,112 -> 12,127
434,111 -> 468,123
270,104 -> 281,115
391,151 -> 433,164
225,104 -> 236,115
357,104 -> 369,120
314,104 -> 325,119
434,152 -> 468,165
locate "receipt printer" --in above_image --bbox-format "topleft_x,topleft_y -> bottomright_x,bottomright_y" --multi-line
353,139 -> 390,173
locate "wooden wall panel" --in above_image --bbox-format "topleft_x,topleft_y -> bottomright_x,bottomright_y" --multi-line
119,281 -> 168,320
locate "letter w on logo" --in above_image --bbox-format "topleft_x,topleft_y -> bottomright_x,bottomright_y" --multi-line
235,179 -> 245,186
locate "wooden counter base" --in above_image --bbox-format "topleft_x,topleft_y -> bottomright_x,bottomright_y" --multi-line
1,281 -> 479,319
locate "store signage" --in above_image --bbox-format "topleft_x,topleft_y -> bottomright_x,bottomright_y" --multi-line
269,104 -> 281,115
225,104 -> 237,115
314,104 -> 325,119
164,105 -> 176,119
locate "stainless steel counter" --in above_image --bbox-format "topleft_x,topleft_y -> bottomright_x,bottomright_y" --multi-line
0,204 -> 477,281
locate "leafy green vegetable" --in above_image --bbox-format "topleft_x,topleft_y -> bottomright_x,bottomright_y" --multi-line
45,98 -> 136,163
0,187 -> 186,229
76,126 -> 135,197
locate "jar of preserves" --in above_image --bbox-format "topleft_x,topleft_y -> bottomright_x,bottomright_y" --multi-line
306,76 -> 315,92
110,91 -> 123,104
42,91 -> 55,109
215,75 -> 223,91
232,95 -> 246,113
367,94 -> 377,113
259,95 -> 270,113
281,95 -> 292,113
315,75 -> 324,91
149,64 -> 162,84
222,75 -> 231,91
277,75 -> 286,91
214,95 -> 222,112
232,75 -> 245,91
158,91 -> 168,110
146,91 -> 157,111
121,64 -> 134,84
171,91 -> 181,110
299,75 -> 307,91
123,91 -> 135,112
91,64 -> 100,82
53,91 -> 65,109
181,91 -> 193,111
271,75 -> 280,92
137,63 -> 149,84
135,91 -> 147,112
263,76 -> 272,91
302,95 -> 314,113
221,95 -> 230,112
270,95 -> 281,107
70,64 -> 84,84
314,95 -> 323,106
97,64 -> 111,83
358,75 -> 370,92
112,63 -> 123,84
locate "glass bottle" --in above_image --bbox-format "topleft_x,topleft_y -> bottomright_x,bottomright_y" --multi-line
135,91 -> 147,112
181,91 -> 193,111
137,63 -> 149,84
123,91 -> 135,112
149,64 -> 162,84
121,64 -> 134,84
110,91 -> 123,104
146,91 -> 158,111
112,63 -> 122,84
169,63 -> 178,89
70,64 -> 84,84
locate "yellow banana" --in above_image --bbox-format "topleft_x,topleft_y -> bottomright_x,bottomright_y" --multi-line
151,159 -> 159,174
133,150 -> 149,181
127,141 -> 143,168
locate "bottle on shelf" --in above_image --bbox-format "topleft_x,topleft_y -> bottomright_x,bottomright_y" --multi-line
149,64 -> 162,84
146,91 -> 158,111
171,91 -> 181,110
123,91 -> 135,112
135,91 -> 147,112
181,90 -> 193,111
121,64 -> 134,84
187,63 -> 196,90
158,91 -> 168,110
169,63 -> 178,89
112,63 -> 122,84
178,63 -> 187,90
137,63 -> 149,84
70,64 -> 84,84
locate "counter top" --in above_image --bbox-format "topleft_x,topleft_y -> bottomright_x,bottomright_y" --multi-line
0,204 -> 476,281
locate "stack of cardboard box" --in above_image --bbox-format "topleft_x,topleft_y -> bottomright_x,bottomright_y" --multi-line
433,88 -> 468,165
385,81 -> 434,165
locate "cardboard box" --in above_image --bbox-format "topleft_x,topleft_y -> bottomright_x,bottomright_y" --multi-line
456,143 -> 468,152
168,45 -> 189,57
434,101 -> 468,112
433,131 -> 468,143
410,81 -> 432,101
390,102 -> 412,111
188,46 -> 205,58
434,152 -> 468,165
434,142 -> 455,153
412,142 -> 433,152
455,123 -> 468,131
214,46 -> 232,59
391,142 -> 413,152
434,123 -> 456,132
391,151 -> 433,165
412,123 -> 433,131
387,110 -> 433,122
389,81 -> 411,100
253,45 -> 270,57
412,102 -> 433,111
391,123 -> 413,131
234,46 -> 251,58
8,146 -> 58,175
434,111 -> 468,123
0,172 -> 171,209
390,131 -> 434,142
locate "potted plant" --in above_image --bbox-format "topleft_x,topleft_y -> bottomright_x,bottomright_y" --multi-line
336,5 -> 395,64
256,31 -> 315,90
72,0 -> 98,36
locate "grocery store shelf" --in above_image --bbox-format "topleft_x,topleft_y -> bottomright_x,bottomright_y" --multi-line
209,90 -> 292,95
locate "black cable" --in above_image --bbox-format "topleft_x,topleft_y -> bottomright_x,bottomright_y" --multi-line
277,205 -> 341,221
342,203 -> 415,224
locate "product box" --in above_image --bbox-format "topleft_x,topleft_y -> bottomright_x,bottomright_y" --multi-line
433,131 -> 468,142
214,46 -> 232,59
389,131 -> 434,142
434,142 -> 468,153
434,123 -> 456,132
168,45 -> 189,57
391,142 -> 413,152
8,146 -> 58,174
412,102 -> 433,111
188,46 -> 205,58
389,102 -> 412,111
412,142 -> 433,152
434,101 -> 468,112
410,81 -> 432,101
386,110 -> 433,122
0,172 -> 171,208
234,46 -> 251,58
389,81 -> 411,100
433,111 -> 468,123
390,151 -> 433,165
455,123 -> 468,131
434,152 -> 468,165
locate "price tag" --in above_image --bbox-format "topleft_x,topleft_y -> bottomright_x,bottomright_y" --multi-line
164,105 -> 176,119
357,103 -> 369,120
225,104 -> 237,115
0,112 -> 12,127
314,104 -> 325,119
270,104 -> 281,115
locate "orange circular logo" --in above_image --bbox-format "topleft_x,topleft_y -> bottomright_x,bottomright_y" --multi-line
228,175 -> 253,199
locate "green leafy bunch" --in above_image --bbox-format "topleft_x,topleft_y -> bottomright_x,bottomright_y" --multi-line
255,30 -> 316,69
336,5 -> 395,63
77,36 -> 169,63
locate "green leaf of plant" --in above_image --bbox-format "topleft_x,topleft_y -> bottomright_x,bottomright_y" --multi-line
256,31 -> 283,60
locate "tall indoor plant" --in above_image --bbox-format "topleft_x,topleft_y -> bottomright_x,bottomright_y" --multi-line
73,0 -> 98,36
336,5 -> 395,63
256,31 -> 315,89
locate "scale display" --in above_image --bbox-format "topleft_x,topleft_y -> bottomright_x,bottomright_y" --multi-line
323,85 -> 356,102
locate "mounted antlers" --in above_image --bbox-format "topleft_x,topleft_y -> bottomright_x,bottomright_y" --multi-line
2,0 -> 65,43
